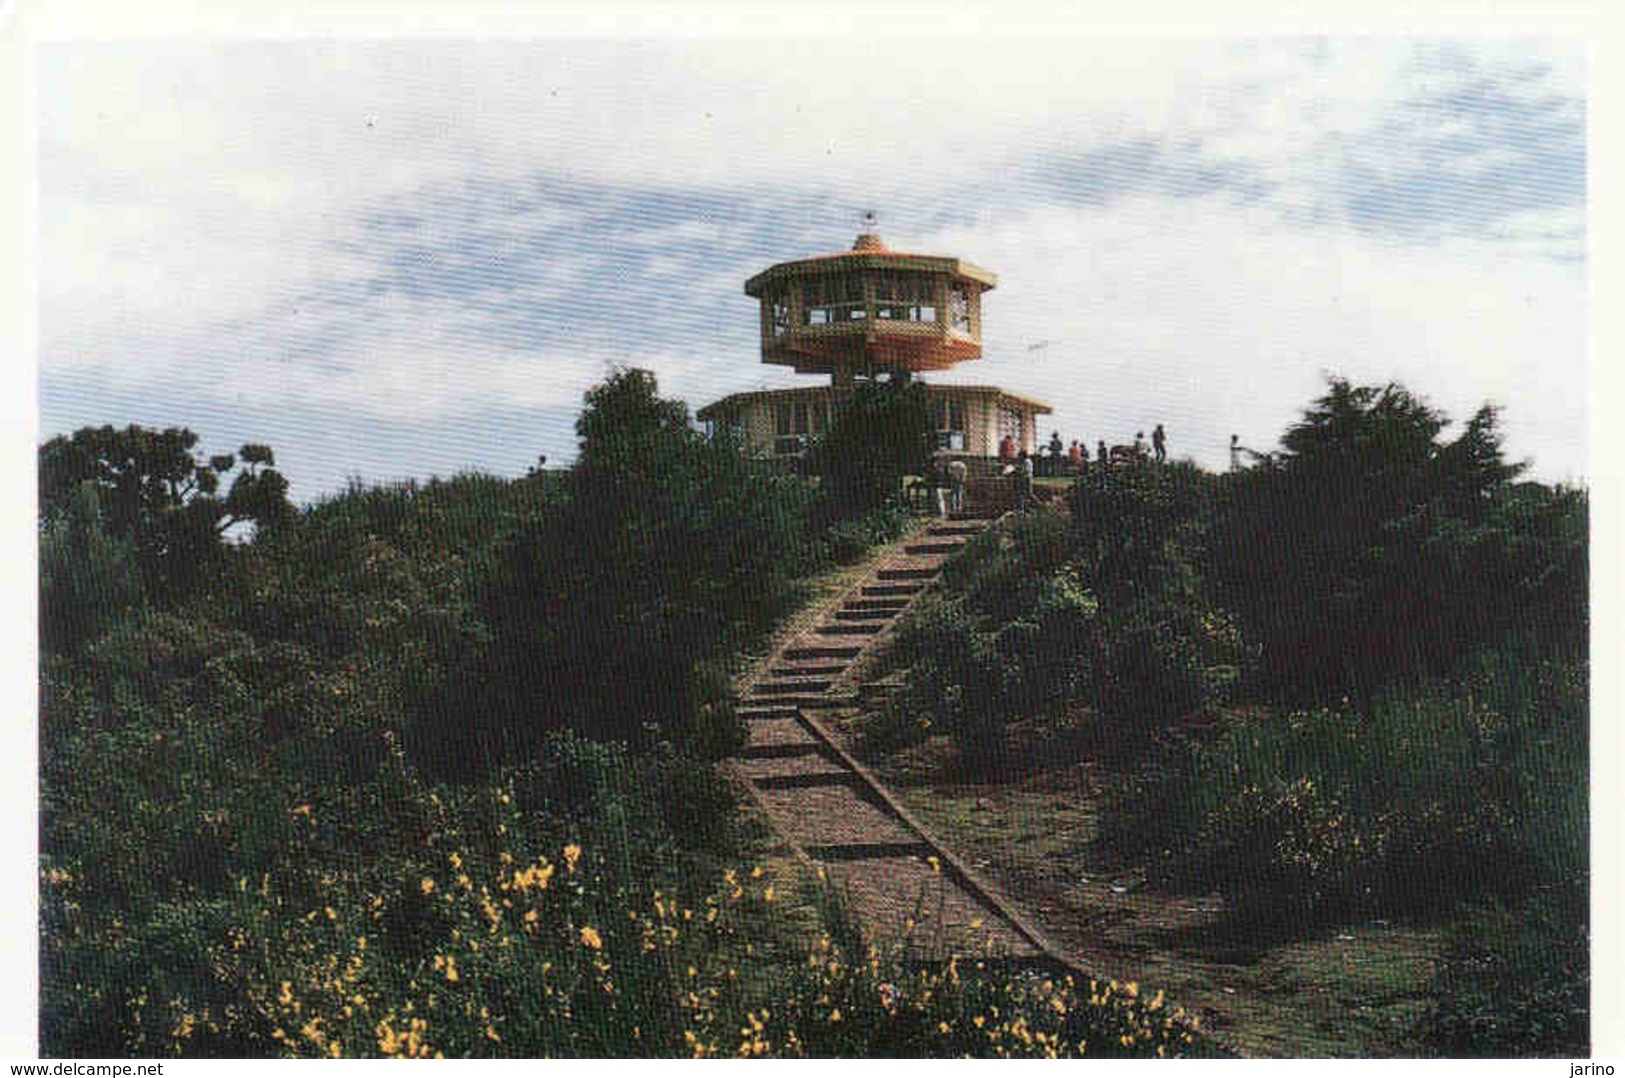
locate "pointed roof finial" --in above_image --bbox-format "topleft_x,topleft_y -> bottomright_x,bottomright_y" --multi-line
852,209 -> 887,252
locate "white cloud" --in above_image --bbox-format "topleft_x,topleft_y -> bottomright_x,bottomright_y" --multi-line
37,36 -> 1588,492
920,195 -> 1585,479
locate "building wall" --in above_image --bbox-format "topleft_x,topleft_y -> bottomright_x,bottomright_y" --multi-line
715,386 -> 1044,460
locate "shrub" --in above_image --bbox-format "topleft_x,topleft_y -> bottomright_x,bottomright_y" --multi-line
1429,884 -> 1589,1057
894,598 -> 1016,770
1203,379 -> 1585,704
818,502 -> 914,565
852,695 -> 935,756
43,816 -> 1206,1058
1117,645 -> 1586,926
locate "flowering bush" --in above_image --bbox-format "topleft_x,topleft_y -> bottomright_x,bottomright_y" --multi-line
42,811 -> 1203,1059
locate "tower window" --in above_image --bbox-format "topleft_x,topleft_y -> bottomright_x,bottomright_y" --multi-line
874,272 -> 937,322
768,289 -> 791,338
949,287 -> 971,331
802,275 -> 865,325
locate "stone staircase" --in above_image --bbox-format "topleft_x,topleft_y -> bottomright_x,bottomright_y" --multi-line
729,513 -> 1075,967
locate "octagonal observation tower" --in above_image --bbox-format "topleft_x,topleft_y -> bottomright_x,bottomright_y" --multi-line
700,221 -> 1051,461
744,227 -> 998,385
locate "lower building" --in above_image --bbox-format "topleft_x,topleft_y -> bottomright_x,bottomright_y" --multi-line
697,384 -> 1052,461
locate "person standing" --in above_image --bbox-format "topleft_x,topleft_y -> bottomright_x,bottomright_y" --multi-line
930,451 -> 950,518
1152,423 -> 1166,463
999,433 -> 1017,462
1069,439 -> 1084,471
1016,449 -> 1034,510
947,455 -> 968,515
1134,431 -> 1148,459
1230,434 -> 1241,472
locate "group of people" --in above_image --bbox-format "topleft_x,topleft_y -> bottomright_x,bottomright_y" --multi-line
921,423 -> 1172,518
999,423 -> 1170,476
922,451 -> 971,517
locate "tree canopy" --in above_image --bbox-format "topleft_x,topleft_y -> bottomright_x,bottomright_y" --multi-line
39,425 -> 293,635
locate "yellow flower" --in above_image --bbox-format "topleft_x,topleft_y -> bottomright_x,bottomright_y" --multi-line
579,925 -> 603,949
829,1009 -> 842,1023
763,886 -> 776,902
564,844 -> 582,873
420,878 -> 435,895
927,855 -> 941,874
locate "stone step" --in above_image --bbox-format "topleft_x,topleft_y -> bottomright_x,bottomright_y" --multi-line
833,608 -> 895,622
753,677 -> 833,695
737,703 -> 801,721
751,768 -> 862,790
904,541 -> 964,556
843,598 -> 910,612
815,623 -> 884,636
745,694 -> 829,710
735,751 -> 853,786
877,567 -> 938,581
798,695 -> 858,710
771,662 -> 847,678
784,645 -> 863,661
862,583 -> 924,598
740,717 -> 820,757
754,785 -> 919,848
928,523 -> 984,537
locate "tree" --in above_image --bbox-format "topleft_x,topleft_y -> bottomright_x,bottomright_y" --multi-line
814,371 -> 936,514
39,425 -> 292,601
39,483 -> 146,655
461,368 -> 811,758
1205,377 -> 1563,702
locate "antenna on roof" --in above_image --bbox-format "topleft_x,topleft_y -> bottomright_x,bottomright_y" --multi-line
863,209 -> 878,232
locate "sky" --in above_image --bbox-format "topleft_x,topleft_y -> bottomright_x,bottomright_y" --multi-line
35,34 -> 1588,503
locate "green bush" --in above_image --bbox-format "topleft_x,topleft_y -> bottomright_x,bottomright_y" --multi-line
1117,646 -> 1586,926
1429,885 -> 1589,1057
819,502 -> 914,564
1203,379 -> 1586,704
852,695 -> 935,756
894,598 -> 1013,769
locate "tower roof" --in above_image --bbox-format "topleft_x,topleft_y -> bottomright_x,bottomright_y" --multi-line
743,234 -> 997,297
